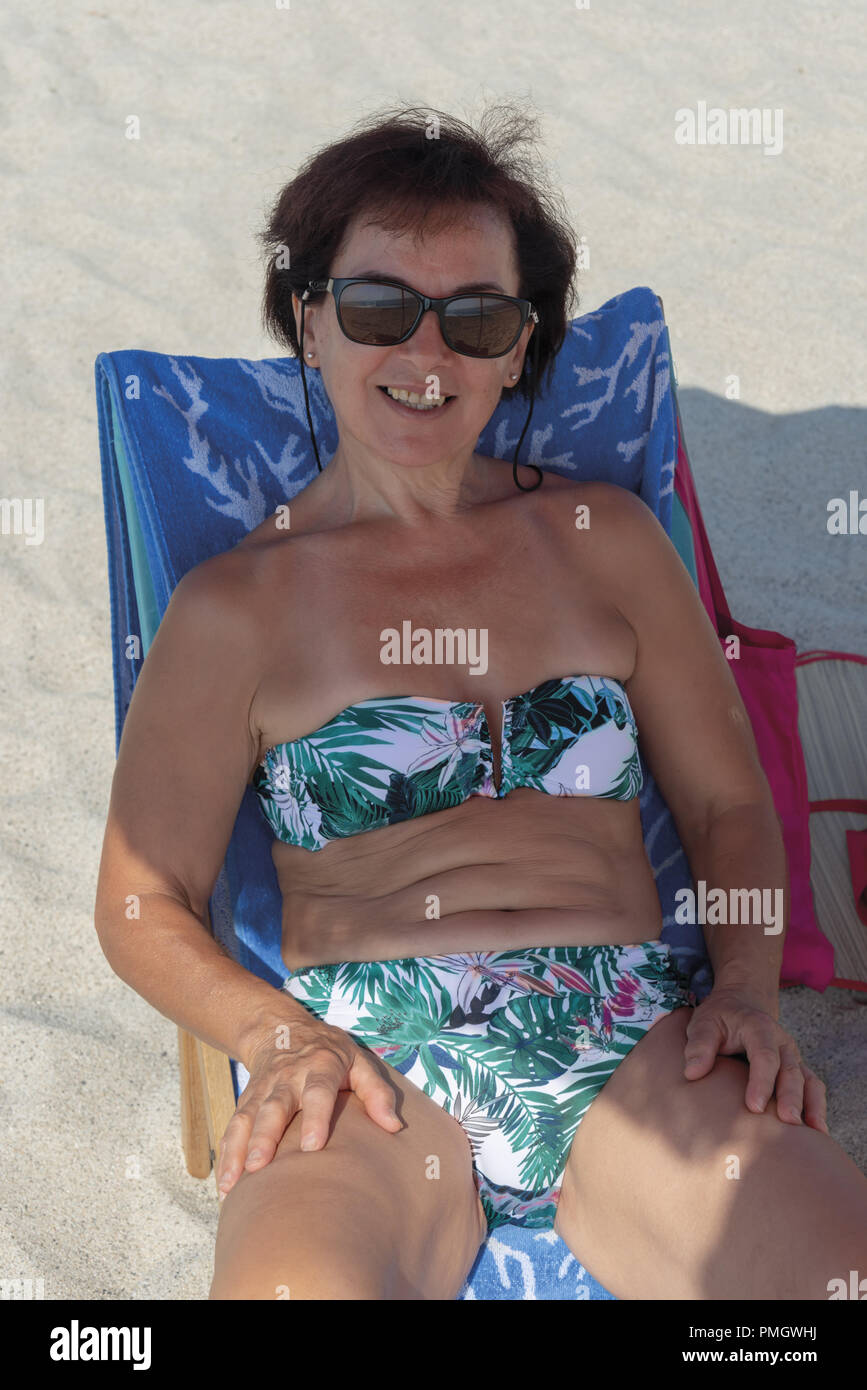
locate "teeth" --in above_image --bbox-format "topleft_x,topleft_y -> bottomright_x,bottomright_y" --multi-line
384,386 -> 449,410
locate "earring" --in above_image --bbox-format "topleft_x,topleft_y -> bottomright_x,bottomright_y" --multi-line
510,372 -> 518,379
306,352 -> 314,358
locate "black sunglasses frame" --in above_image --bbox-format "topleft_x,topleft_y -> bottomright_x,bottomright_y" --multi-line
301,276 -> 538,359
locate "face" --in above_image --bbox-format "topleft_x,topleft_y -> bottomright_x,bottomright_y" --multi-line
292,204 -> 534,475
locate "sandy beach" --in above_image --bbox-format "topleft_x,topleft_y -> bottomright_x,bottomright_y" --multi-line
1,0 -> 864,1299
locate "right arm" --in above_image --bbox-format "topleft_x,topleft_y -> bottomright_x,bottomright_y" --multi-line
93,553 -> 399,1195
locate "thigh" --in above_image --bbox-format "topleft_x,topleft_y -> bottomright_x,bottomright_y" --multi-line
210,1056 -> 488,1300
554,1007 -> 867,1299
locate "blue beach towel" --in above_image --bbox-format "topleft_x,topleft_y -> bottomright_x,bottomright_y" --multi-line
96,284 -> 712,1299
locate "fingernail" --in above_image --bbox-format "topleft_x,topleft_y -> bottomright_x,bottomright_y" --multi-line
246,1150 -> 263,1166
300,1134 -> 318,1151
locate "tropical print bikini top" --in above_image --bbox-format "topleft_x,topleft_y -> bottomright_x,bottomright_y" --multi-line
252,675 -> 642,853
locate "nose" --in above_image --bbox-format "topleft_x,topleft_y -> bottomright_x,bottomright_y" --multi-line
405,305 -> 452,357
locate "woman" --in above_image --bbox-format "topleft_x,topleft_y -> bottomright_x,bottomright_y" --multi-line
94,104 -> 867,1300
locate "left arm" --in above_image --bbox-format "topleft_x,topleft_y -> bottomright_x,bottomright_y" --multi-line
587,484 -> 827,1132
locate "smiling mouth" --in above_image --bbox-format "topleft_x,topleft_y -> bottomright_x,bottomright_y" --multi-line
378,385 -> 456,413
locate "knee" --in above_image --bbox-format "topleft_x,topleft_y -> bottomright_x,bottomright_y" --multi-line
209,1243 -> 395,1301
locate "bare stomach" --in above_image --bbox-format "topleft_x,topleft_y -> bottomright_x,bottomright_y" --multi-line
274,791 -> 663,972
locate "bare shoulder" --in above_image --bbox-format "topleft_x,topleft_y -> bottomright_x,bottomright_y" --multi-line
181,495 -> 327,593
536,475 -> 660,548
162,536 -> 289,672
172,542 -> 260,619
168,513 -> 343,688
540,473 -> 650,512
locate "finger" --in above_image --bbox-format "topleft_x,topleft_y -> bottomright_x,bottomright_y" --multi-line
682,1016 -> 724,1078
217,1107 -> 256,1196
773,1044 -> 805,1124
295,1069 -> 342,1152
801,1067 -> 829,1135
743,1039 -> 781,1114
243,1088 -> 298,1171
349,1052 -> 403,1131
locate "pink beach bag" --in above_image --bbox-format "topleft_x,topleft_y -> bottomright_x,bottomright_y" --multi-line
674,437 -> 835,992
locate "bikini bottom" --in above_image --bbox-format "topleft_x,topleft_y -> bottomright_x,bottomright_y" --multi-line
282,939 -> 695,1233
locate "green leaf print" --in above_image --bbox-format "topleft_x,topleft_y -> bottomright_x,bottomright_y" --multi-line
506,732 -> 572,786
482,995 -> 580,1082
439,1051 -> 567,1189
312,771 -> 389,840
597,950 -> 618,995
354,969 -> 454,1039
602,752 -> 643,800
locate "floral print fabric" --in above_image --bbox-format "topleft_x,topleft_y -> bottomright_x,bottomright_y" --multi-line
283,940 -> 694,1232
254,675 -> 643,852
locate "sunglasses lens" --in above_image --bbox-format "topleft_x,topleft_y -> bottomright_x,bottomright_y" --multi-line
338,282 -> 417,345
444,296 -> 524,357
334,283 -> 527,357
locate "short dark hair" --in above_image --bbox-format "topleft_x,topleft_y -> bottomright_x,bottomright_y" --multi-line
258,102 -> 580,401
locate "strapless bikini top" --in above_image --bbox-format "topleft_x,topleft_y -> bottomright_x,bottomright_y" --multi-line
252,674 -> 642,853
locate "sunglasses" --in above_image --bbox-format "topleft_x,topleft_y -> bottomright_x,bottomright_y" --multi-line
300,277 -> 538,359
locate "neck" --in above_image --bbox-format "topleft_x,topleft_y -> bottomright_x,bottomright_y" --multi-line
309,444 -> 504,527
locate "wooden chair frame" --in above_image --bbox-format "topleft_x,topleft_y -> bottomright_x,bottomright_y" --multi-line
179,1026 -> 236,1191
178,910 -> 237,1192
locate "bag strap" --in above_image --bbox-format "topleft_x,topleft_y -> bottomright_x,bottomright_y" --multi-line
796,649 -> 867,668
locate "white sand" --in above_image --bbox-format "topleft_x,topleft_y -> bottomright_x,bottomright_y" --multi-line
1,0 -> 864,1299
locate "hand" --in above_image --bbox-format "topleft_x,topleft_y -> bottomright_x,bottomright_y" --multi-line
681,984 -> 829,1133
216,1014 -> 402,1199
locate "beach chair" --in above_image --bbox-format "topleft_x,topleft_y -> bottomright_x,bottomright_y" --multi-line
794,652 -> 867,988
96,285 -> 858,1300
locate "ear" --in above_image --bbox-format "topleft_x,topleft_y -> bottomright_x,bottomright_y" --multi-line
292,293 -> 318,361
507,336 -> 531,382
